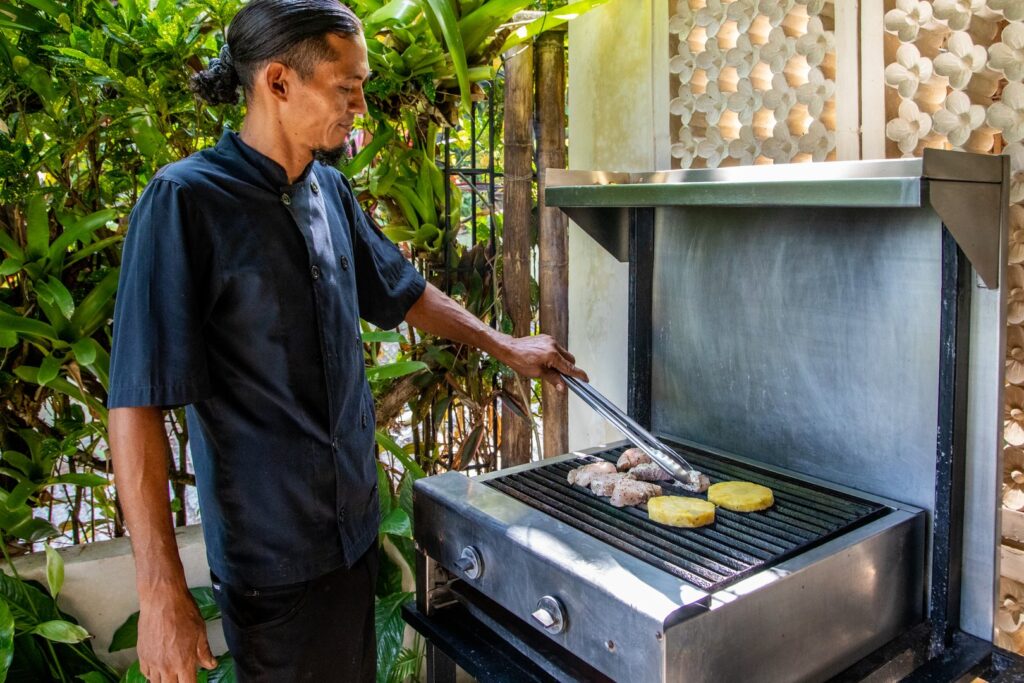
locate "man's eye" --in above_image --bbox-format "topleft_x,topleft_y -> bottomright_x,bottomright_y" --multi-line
338,87 -> 351,94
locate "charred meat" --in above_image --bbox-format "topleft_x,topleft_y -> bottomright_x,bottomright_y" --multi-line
567,461 -> 617,487
616,447 -> 652,471
609,479 -> 663,508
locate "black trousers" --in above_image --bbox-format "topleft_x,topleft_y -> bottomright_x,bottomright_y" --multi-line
210,544 -> 379,682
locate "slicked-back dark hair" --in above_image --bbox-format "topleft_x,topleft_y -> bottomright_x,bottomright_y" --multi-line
190,0 -> 362,105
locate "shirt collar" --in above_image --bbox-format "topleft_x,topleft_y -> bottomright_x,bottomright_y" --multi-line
214,128 -> 317,191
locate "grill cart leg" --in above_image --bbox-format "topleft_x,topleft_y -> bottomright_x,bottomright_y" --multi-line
425,643 -> 457,683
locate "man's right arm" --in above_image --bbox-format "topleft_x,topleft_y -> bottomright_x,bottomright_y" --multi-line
109,407 -> 217,680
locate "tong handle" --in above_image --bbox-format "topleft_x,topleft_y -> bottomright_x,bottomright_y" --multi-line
560,373 -> 698,483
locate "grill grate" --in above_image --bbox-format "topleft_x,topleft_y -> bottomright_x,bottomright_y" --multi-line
484,442 -> 889,592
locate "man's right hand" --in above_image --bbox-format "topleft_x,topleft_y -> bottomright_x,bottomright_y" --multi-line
137,586 -> 218,683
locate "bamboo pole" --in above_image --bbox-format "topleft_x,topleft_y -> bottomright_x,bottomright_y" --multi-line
535,30 -> 569,459
501,43 -> 534,468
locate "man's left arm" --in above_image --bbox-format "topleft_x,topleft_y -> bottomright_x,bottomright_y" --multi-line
404,283 -> 587,391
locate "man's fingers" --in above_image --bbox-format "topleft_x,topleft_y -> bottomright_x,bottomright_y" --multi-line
198,636 -> 218,669
542,369 -> 566,392
555,342 -> 575,364
548,352 -> 588,383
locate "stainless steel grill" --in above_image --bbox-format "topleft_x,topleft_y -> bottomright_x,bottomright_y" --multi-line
408,151 -> 1012,682
485,443 -> 887,592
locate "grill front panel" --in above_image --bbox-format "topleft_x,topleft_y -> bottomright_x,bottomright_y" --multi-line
484,442 -> 888,592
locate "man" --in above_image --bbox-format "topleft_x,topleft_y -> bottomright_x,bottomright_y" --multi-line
107,1 -> 586,681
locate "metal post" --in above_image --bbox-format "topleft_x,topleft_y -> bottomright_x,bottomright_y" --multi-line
930,226 -> 972,654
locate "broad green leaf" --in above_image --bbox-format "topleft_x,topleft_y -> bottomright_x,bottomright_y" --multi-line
42,276 -> 74,320
190,586 -> 220,621
390,647 -> 422,683
0,570 -> 61,629
51,473 -> 108,487
31,619 -> 89,643
0,259 -> 21,276
365,0 -> 420,31
0,599 -> 12,680
9,517 -> 59,543
378,507 -> 411,538
417,0 -> 471,112
24,193 -> 49,260
0,330 -> 16,349
107,612 -> 137,652
0,313 -> 58,342
76,673 -> 111,683
459,0 -> 533,55
375,592 -> 412,683
37,354 -> 60,386
500,0 -> 612,53
365,360 -> 427,382
119,661 -> 146,683
0,452 -> 33,478
341,125 -> 394,178
375,431 -> 426,479
361,330 -> 404,344
72,338 -> 97,366
208,654 -> 235,683
44,545 -> 63,599
14,366 -> 106,418
377,462 -> 392,518
0,2 -> 52,31
19,0 -> 64,18
5,480 -> 34,509
0,231 -> 23,261
49,208 -> 117,261
71,268 -> 119,338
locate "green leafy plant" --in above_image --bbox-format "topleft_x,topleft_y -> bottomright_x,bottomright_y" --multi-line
0,544 -> 118,682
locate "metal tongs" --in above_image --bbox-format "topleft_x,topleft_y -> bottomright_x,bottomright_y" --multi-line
561,374 -> 710,493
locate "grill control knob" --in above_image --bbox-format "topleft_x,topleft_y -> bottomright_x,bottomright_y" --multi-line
531,596 -> 566,635
454,546 -> 483,579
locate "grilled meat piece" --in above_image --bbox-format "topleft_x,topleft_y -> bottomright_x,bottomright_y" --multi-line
589,472 -> 634,497
609,480 -> 663,508
629,462 -> 672,482
567,461 -> 617,487
616,447 -> 652,471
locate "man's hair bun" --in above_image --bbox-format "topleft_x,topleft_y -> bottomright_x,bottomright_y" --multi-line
190,45 -> 241,105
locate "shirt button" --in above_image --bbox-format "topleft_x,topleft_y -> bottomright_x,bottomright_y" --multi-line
356,333 -> 361,348
340,255 -> 350,271
281,192 -> 291,206
361,411 -> 368,428
311,265 -> 320,280
331,437 -> 340,450
311,181 -> 320,194
338,508 -> 346,522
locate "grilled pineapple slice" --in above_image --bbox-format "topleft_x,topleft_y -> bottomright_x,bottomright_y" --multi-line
647,496 -> 716,528
707,481 -> 774,512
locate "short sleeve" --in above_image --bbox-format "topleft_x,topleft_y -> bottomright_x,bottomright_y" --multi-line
341,176 -> 426,329
107,177 -> 213,409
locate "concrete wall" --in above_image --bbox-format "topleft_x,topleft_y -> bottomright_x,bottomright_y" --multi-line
566,0 -> 669,449
9,525 -> 224,671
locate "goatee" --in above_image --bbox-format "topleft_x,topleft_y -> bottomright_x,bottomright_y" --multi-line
313,144 -> 350,167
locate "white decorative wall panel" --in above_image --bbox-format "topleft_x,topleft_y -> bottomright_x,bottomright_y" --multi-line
669,0 -> 841,167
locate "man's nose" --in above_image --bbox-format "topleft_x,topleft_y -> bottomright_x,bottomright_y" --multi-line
351,87 -> 368,114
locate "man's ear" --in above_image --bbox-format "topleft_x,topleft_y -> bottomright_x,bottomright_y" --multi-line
262,62 -> 290,101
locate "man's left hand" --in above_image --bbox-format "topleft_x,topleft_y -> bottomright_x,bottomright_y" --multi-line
498,334 -> 589,391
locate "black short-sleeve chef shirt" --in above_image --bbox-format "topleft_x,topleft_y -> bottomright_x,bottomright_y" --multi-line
108,129 -> 426,587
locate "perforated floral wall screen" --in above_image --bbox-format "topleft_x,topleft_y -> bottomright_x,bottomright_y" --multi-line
669,0 -> 1024,649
